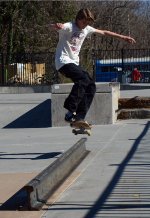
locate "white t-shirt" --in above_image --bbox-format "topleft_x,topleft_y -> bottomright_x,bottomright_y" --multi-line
55,22 -> 96,70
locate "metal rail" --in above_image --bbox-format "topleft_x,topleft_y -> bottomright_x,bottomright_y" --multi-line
24,137 -> 89,210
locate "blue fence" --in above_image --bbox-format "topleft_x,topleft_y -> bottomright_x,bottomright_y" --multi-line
95,49 -> 150,83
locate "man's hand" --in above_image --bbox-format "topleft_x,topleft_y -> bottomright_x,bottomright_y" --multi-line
49,23 -> 64,30
123,36 -> 136,44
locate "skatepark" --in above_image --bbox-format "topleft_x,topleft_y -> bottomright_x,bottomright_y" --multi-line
0,84 -> 150,218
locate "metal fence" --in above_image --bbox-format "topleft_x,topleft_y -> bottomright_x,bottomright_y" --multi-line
0,50 -> 94,86
0,49 -> 150,85
94,49 -> 150,83
0,52 -> 59,85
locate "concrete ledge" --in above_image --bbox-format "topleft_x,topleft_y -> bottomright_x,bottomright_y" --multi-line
0,85 -> 51,93
119,97 -> 150,109
120,83 -> 150,90
117,108 -> 150,119
51,82 -> 119,94
51,82 -> 120,126
23,138 -> 88,210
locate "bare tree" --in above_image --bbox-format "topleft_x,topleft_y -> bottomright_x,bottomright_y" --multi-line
0,1 -> 150,54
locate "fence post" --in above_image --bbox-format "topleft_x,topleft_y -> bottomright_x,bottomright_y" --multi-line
121,48 -> 124,72
92,34 -> 96,81
1,53 -> 5,85
92,49 -> 96,81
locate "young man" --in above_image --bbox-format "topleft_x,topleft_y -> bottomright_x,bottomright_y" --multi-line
51,8 -> 136,123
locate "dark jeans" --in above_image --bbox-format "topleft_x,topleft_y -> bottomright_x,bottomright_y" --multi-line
59,63 -> 96,119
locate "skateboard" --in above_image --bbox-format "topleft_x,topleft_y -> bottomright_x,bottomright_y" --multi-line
70,120 -> 92,136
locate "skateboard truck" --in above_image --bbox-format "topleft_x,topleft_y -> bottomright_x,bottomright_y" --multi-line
70,120 -> 92,136
72,128 -> 91,136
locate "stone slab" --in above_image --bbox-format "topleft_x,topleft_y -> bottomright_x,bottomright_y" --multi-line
51,82 -> 120,94
0,86 -> 51,94
51,82 -> 120,126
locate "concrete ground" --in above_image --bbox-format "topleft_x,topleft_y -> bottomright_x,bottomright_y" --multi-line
120,88 -> 150,98
0,87 -> 150,218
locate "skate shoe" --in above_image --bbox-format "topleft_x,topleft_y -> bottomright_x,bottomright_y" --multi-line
65,111 -> 76,122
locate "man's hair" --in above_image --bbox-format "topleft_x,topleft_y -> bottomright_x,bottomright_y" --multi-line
76,8 -> 95,22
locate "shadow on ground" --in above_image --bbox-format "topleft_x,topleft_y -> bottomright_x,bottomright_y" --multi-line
3,99 -> 51,128
1,119 -> 150,215
0,151 -> 62,160
0,151 -> 62,210
83,121 -> 150,218
45,121 -> 150,217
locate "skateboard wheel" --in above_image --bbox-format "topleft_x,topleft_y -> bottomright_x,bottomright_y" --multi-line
72,129 -> 77,135
87,130 -> 91,136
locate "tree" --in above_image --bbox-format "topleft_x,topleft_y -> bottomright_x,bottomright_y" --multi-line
0,1 -> 77,54
0,0 -> 150,54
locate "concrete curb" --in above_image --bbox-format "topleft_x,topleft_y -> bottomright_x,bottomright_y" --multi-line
0,85 -> 51,93
117,108 -> 150,119
120,83 -> 150,90
119,97 -> 150,109
24,138 -> 89,210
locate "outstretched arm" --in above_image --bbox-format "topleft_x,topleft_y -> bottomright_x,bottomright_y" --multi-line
95,29 -> 136,44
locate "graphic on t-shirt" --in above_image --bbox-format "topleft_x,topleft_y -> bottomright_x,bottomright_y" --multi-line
69,31 -> 85,52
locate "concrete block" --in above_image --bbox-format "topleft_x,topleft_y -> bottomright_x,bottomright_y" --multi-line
0,86 -> 51,93
51,82 -> 120,126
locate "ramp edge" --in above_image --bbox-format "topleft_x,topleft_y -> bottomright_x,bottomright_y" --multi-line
24,137 -> 88,210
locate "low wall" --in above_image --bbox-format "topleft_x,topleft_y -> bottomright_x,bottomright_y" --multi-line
0,85 -> 51,93
51,82 -> 120,126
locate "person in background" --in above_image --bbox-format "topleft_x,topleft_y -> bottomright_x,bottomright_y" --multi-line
132,68 -> 142,83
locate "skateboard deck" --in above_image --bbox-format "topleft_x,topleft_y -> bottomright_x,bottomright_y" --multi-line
70,120 -> 92,136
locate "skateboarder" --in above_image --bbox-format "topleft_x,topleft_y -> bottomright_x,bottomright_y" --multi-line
50,8 -> 136,124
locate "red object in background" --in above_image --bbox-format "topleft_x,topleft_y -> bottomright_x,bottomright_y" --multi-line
132,68 -> 142,82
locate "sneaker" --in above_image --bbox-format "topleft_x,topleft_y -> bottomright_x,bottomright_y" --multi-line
65,111 -> 76,122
